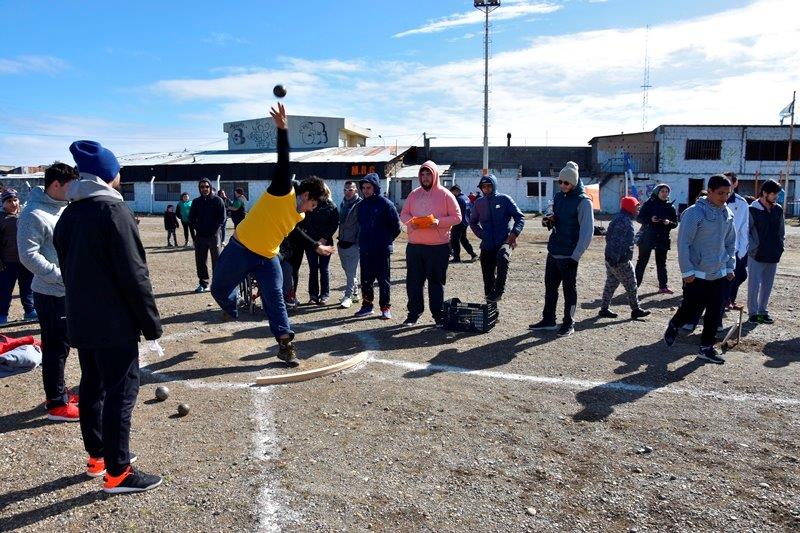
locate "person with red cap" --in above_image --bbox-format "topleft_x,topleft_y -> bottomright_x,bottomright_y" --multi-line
599,196 -> 651,319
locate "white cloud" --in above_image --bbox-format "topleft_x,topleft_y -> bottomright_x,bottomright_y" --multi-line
393,2 -> 561,38
203,32 -> 249,46
0,55 -> 68,75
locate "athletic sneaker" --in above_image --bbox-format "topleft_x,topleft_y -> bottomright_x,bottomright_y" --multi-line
47,402 -> 79,422
351,295 -> 360,304
87,454 -> 137,478
556,322 -> 574,337
23,310 -> 38,321
658,287 -> 674,295
528,319 -> 558,331
757,314 -> 775,325
748,315 -> 760,324
340,297 -> 353,309
0,315 -> 7,325
663,321 -> 679,346
682,323 -> 697,332
631,308 -> 651,319
598,308 -> 618,318
380,307 -> 392,320
103,466 -> 162,494
194,285 -> 207,293
67,391 -> 79,404
486,292 -> 503,303
697,345 -> 725,364
277,340 -> 299,367
354,305 -> 374,317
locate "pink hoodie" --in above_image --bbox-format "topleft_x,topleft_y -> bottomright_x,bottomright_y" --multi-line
400,160 -> 462,245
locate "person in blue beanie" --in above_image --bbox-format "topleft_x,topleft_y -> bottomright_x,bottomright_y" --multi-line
55,140 -> 163,494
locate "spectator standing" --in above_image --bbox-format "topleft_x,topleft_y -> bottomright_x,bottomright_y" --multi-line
663,174 -> 735,365
176,192 -> 194,246
449,184 -> 477,263
529,162 -> 594,337
163,205 -> 179,247
217,189 -> 231,245
354,173 -> 401,319
747,179 -> 785,324
399,161 -> 461,326
300,183 -> 339,304
468,174 -> 524,302
55,140 -> 163,493
17,163 -> 79,421
723,172 -> 750,310
0,189 -> 36,324
189,178 -> 226,292
635,184 -> 678,293
229,187 -> 247,227
337,180 -> 362,308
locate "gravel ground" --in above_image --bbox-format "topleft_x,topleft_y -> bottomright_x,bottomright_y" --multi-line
1,215 -> 798,532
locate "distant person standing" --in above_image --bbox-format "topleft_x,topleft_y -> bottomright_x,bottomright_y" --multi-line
529,162 -> 594,337
217,189 -> 231,245
449,184 -> 477,263
229,187 -> 247,227
399,161 -> 461,326
354,173 -> 401,319
723,171 -> 749,310
189,178 -> 225,292
599,196 -> 650,320
163,205 -> 179,247
337,180 -> 362,309
0,189 -> 36,324
18,163 -> 78,422
663,174 -> 735,365
468,174 -> 524,302
176,192 -> 194,246
300,183 -> 339,305
635,184 -> 678,293
55,140 -> 163,493
747,179 -> 785,324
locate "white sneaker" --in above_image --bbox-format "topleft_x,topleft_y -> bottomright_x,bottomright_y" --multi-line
340,297 -> 353,309
352,295 -> 360,303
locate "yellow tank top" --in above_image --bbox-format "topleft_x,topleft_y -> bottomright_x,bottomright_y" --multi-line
235,190 -> 304,259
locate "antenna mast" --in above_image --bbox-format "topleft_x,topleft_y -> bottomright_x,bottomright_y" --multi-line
641,25 -> 652,131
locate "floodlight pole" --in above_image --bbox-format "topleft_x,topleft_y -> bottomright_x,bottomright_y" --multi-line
475,0 -> 500,176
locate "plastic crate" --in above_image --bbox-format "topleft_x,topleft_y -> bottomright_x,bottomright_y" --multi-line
441,298 -> 498,333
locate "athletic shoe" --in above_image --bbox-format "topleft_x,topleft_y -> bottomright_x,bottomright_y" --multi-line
0,315 -> 7,325
402,314 -> 420,326
663,321 -> 678,346
340,297 -> 353,309
598,308 -> 618,318
319,297 -> 329,305
103,466 -> 162,494
556,322 -> 574,337
697,345 -> 725,364
23,310 -> 38,320
748,315 -> 760,324
277,340 -> 299,367
658,287 -> 675,295
730,302 -> 744,311
469,254 -> 478,262
354,305 -> 374,317
631,308 -> 651,320
380,307 -> 392,320
433,317 -> 445,328
308,297 -> 319,305
757,314 -> 775,325
450,258 -> 462,263
528,319 -> 558,331
351,295 -> 360,304
87,454 -> 137,478
194,285 -> 207,293
682,323 -> 697,332
47,402 -> 79,422
486,293 -> 503,303
717,323 -> 726,332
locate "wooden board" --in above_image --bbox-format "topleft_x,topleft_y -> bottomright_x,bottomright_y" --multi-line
721,308 -> 744,350
254,351 -> 369,386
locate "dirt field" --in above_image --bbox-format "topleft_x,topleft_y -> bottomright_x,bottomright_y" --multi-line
1,215 -> 798,532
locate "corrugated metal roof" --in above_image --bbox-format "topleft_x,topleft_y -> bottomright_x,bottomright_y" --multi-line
395,164 -> 451,178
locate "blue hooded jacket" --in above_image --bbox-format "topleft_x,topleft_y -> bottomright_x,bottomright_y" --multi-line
357,173 -> 401,253
469,175 -> 525,250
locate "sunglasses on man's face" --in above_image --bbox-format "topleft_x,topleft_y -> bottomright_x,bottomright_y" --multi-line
199,185 -> 210,189
558,180 -> 571,185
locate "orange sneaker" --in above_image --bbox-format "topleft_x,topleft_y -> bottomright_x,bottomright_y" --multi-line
103,466 -> 162,494
87,454 -> 137,478
47,402 -> 79,422
67,391 -> 79,404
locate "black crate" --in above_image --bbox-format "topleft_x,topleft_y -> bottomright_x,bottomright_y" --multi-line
441,298 -> 498,333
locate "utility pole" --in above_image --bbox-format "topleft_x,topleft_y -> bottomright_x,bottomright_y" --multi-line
641,25 -> 652,131
783,90 -> 796,215
475,1 -> 500,176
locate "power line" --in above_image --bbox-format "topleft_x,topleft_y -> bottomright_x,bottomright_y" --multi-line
0,130 -> 225,142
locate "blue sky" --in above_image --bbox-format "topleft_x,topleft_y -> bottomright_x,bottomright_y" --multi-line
1,0 -> 797,164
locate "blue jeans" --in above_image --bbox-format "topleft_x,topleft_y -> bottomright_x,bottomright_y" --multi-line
305,247 -> 331,300
0,261 -> 34,317
211,238 -> 293,341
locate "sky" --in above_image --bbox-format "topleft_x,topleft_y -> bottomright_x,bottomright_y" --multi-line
1,0 -> 798,165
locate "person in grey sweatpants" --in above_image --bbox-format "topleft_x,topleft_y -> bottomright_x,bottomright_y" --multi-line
747,179 -> 784,324
337,181 -> 362,308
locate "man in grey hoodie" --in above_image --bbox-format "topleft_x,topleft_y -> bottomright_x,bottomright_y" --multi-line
337,180 -> 361,309
18,163 -> 79,422
663,174 -> 735,365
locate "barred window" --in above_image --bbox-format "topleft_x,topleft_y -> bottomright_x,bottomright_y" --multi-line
685,140 -> 721,160
154,182 -> 182,201
527,181 -> 546,197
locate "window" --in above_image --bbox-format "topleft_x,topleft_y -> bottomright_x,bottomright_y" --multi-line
527,181 -> 546,197
121,183 -> 135,201
154,182 -> 182,201
685,139 -> 721,160
220,181 -> 250,200
745,140 -> 800,161
400,180 -> 413,199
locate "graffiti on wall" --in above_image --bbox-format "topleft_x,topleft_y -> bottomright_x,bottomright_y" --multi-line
299,121 -> 328,145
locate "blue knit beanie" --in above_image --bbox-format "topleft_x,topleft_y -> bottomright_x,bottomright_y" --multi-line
69,140 -> 121,183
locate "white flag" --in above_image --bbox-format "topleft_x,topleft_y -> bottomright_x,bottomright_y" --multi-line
779,100 -> 794,125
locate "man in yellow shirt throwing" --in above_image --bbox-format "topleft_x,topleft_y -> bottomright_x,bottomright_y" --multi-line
211,103 -> 333,365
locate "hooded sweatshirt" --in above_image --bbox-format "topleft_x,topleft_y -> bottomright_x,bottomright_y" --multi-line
726,191 -> 749,259
676,196 -> 736,280
604,209 -> 636,265
468,175 -> 525,250
357,173 -> 401,253
54,174 -> 162,349
400,161 -> 461,246
17,186 -> 68,296
636,184 -> 678,251
338,194 -> 362,245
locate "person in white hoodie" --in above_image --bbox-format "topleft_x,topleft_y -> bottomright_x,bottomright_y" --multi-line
722,172 -> 749,310
17,163 -> 79,422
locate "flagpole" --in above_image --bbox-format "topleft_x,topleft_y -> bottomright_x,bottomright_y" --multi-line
784,90 -> 796,215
